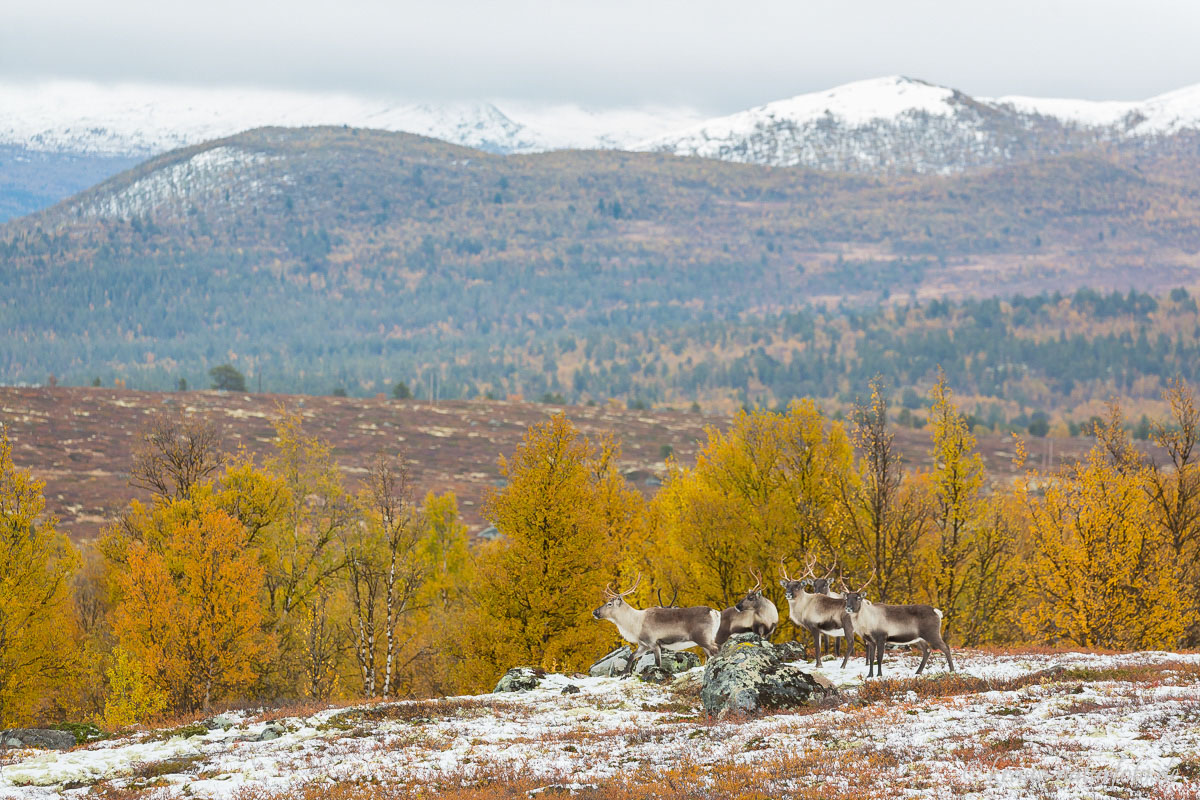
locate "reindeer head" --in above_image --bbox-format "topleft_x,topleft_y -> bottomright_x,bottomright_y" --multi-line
841,573 -> 875,614
593,574 -> 641,620
807,562 -> 838,595
778,557 -> 815,600
735,568 -> 767,612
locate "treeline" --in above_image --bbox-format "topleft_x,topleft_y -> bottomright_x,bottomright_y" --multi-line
4,278 -> 1200,430
3,376 -> 1198,727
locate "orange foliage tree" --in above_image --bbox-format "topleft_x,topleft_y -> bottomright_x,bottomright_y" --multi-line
110,501 -> 271,713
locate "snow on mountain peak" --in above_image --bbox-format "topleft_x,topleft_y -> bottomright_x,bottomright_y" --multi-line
1130,82 -> 1200,134
759,75 -> 963,126
0,79 -> 702,158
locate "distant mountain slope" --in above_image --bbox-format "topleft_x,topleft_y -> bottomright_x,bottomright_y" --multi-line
3,126 -> 1200,407
6,76 -> 1200,220
0,80 -> 702,221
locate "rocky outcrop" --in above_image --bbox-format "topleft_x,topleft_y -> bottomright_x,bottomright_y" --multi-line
700,633 -> 835,718
588,646 -> 700,679
0,729 -> 77,750
493,667 -> 547,693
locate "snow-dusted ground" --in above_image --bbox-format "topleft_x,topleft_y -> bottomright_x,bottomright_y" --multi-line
2,650 -> 1198,799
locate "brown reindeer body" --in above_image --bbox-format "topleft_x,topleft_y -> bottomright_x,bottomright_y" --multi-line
843,593 -> 954,677
593,576 -> 720,675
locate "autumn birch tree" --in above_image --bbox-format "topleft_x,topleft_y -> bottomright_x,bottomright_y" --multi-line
0,429 -> 79,725
836,378 -> 926,601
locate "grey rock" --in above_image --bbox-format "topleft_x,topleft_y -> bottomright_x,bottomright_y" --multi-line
589,646 -> 633,677
700,633 -> 836,718
256,722 -> 287,741
560,684 -> 581,695
493,667 -> 546,693
205,714 -> 237,731
637,665 -> 672,684
773,640 -> 808,663
0,728 -> 77,750
589,645 -> 701,678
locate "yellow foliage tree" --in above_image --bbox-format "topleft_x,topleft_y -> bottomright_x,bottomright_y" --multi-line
656,404 -> 853,613
260,412 -> 353,692
110,502 -> 271,713
1146,378 -> 1200,645
919,372 -> 1020,644
1020,448 -> 1184,650
0,429 -> 80,726
451,415 -> 639,690
419,490 -> 471,611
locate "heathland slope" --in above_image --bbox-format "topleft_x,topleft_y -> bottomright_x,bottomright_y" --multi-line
0,386 -> 1133,542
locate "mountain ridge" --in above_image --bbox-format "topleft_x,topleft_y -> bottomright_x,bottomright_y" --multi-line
6,75 -> 1200,220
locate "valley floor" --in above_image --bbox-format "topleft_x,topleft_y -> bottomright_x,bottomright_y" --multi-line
2,650 -> 1199,799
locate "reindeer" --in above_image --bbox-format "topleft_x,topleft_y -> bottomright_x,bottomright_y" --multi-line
716,569 -> 779,644
802,561 -> 845,658
779,556 -> 855,669
656,587 -> 680,608
842,575 -> 954,678
592,574 -> 721,675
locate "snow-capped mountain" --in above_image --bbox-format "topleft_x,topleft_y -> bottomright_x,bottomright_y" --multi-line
638,75 -> 1200,174
5,74 -> 1200,221
638,76 -> 1116,174
0,80 -> 701,157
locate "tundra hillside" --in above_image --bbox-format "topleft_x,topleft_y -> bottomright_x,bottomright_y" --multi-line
4,127 -> 1200,413
1,374 -> 1197,728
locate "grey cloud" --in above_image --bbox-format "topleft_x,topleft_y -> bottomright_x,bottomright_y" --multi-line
3,0 -> 1199,111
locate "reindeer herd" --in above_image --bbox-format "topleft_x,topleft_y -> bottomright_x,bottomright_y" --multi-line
593,556 -> 954,679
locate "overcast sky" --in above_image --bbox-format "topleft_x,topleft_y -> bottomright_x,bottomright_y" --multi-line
4,0 -> 1199,112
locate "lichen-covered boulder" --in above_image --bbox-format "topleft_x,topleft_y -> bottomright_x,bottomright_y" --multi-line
256,722 -> 288,741
205,714 -> 237,731
589,646 -> 701,678
493,667 -> 546,693
0,729 -> 76,750
700,633 -> 835,718
773,639 -> 809,663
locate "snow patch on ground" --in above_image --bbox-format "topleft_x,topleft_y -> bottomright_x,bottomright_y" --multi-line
2,649 -> 1199,798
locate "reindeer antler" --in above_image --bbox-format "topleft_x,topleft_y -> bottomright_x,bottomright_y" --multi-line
747,567 -> 763,593
616,573 -> 641,599
779,557 -> 792,582
856,570 -> 876,594
801,553 -> 818,579
822,560 -> 837,581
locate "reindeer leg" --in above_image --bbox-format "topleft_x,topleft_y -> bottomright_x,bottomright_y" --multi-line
839,617 -> 854,670
652,643 -> 663,669
914,642 -> 931,675
625,644 -> 649,677
809,625 -> 823,668
929,633 -> 955,672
